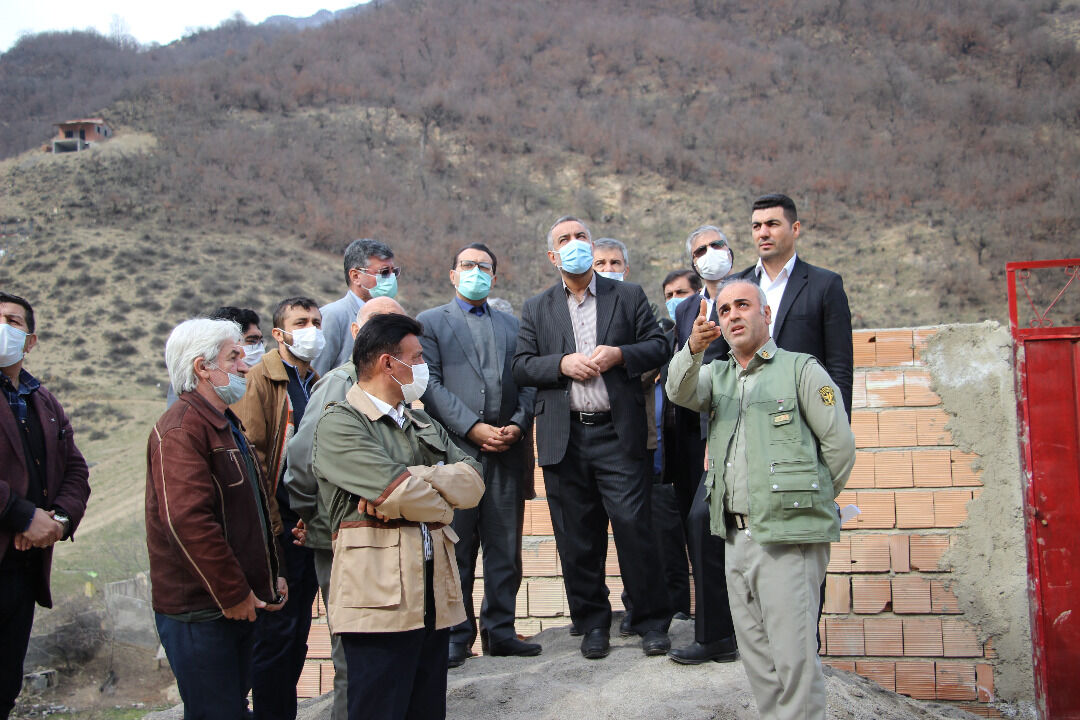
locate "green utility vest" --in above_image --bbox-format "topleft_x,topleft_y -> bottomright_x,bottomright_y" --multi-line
705,349 -> 840,545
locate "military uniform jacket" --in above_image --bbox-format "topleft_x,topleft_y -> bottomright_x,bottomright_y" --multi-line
666,340 -> 855,544
311,384 -> 484,633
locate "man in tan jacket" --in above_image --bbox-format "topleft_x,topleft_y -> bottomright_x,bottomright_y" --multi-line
312,312 -> 483,720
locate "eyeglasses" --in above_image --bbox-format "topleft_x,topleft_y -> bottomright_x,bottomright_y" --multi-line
360,266 -> 402,279
457,260 -> 494,273
692,240 -> 728,259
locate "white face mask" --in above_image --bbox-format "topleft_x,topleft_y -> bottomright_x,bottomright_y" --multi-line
389,356 -> 430,404
242,343 -> 265,366
597,271 -> 625,282
280,326 -> 325,362
695,247 -> 733,281
0,324 -> 28,368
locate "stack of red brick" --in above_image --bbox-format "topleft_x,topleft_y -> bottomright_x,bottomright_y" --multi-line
301,327 -> 998,717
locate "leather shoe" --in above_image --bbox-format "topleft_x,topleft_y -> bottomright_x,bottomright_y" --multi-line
488,636 -> 542,657
447,641 -> 472,668
672,611 -> 692,622
641,630 -> 671,656
580,628 -> 610,659
667,637 -> 739,664
619,613 -> 637,637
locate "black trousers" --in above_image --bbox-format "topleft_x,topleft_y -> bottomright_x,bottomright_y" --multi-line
543,418 -> 672,635
686,471 -> 735,643
341,560 -> 449,720
0,564 -> 37,720
449,455 -> 526,647
251,534 -> 319,720
621,480 -> 692,623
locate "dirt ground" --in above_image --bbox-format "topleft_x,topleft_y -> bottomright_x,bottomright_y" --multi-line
13,643 -> 174,719
140,616 -> 982,720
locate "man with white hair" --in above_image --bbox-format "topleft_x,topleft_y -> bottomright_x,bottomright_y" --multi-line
283,296 -> 404,720
146,318 -> 285,720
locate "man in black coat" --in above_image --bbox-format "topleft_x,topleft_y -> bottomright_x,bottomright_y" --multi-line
513,216 -> 673,660
744,193 -> 853,416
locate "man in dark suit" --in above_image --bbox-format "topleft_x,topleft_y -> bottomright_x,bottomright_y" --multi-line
746,193 -> 853,415
0,293 -> 90,720
513,216 -> 672,660
417,243 -> 539,668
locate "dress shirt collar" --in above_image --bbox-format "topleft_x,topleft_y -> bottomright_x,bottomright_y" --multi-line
562,273 -> 597,300
454,296 -> 488,316
755,252 -> 798,286
363,389 -> 406,428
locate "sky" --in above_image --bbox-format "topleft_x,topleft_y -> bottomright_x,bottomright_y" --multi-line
0,0 -> 358,54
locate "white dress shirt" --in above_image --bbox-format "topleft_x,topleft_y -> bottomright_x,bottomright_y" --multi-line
756,253 -> 798,337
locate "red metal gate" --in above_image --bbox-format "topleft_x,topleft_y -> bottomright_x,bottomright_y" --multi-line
1008,259 -> 1080,720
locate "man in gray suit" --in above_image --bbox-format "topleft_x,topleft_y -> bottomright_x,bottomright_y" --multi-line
513,216 -> 673,660
312,239 -> 400,376
417,243 -> 539,668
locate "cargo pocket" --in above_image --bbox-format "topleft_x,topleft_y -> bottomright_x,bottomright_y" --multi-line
439,525 -> 463,603
768,458 -> 821,513
765,397 -> 800,444
336,526 -> 402,608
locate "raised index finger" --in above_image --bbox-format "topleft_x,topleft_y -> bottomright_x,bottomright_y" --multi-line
698,298 -> 708,319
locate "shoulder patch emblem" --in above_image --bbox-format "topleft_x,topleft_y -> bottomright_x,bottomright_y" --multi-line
818,386 -> 836,406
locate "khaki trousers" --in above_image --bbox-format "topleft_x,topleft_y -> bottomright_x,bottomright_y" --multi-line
724,526 -> 829,720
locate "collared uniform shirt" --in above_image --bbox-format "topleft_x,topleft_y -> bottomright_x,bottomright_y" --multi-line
564,274 -> 611,412
756,252 -> 798,337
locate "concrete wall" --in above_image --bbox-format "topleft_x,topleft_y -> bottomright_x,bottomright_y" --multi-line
301,323 -> 1032,717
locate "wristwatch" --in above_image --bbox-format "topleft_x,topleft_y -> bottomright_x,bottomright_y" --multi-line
53,512 -> 71,539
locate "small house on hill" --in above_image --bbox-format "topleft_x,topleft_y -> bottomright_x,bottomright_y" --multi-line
52,118 -> 112,153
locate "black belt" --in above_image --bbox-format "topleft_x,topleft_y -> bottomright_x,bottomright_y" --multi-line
726,512 -> 749,530
571,411 -> 612,425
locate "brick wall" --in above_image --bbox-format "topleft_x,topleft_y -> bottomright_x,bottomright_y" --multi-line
301,326 -> 1000,716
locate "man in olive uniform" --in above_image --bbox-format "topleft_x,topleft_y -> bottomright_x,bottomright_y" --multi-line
666,278 -> 855,720
311,313 -> 484,720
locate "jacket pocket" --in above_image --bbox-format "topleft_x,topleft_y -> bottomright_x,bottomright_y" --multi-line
336,526 -> 402,608
768,459 -> 822,512
764,397 -> 800,444
439,526 -> 462,604
210,448 -> 248,487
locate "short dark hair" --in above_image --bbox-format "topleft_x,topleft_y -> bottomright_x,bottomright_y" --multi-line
344,238 -> 394,284
452,243 -> 498,274
661,269 -> 701,294
272,296 -> 320,329
0,292 -> 34,333
352,313 -> 424,378
209,306 -> 260,333
752,193 -> 798,224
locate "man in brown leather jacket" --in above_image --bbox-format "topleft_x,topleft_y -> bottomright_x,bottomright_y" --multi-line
146,318 -> 285,720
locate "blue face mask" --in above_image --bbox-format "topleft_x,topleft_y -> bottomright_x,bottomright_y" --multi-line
370,274 -> 398,298
557,240 -> 594,275
666,296 -> 687,319
456,267 -> 492,301
211,370 -> 247,405
597,271 -> 624,282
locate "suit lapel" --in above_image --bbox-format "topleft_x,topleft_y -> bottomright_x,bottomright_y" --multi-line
443,304 -> 484,377
772,258 -> 808,340
492,309 -> 508,366
547,286 -> 577,353
0,399 -> 27,476
594,276 -> 617,345
32,391 -> 59,486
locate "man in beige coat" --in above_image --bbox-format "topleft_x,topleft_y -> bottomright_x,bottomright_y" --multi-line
312,313 -> 483,720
